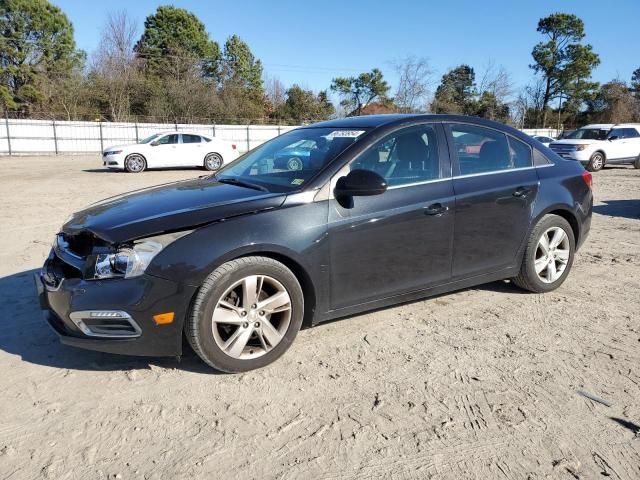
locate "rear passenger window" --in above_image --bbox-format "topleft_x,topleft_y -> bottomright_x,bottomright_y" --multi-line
508,136 -> 532,168
449,124 -> 531,175
182,134 -> 202,143
623,128 -> 639,138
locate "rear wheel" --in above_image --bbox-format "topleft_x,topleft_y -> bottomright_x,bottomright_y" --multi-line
586,152 -> 604,172
513,214 -> 575,293
186,257 -> 304,372
124,154 -> 146,173
634,154 -> 640,169
204,152 -> 223,171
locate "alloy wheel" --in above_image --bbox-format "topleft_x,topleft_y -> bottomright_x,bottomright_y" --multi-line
126,154 -> 145,172
591,154 -> 604,170
211,275 -> 292,360
534,226 -> 570,283
205,153 -> 223,171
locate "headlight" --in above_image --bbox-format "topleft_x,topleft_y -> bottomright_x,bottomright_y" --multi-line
104,150 -> 123,155
92,231 -> 190,279
575,145 -> 590,151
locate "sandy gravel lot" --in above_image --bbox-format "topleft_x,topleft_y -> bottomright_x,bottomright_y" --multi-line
0,155 -> 639,480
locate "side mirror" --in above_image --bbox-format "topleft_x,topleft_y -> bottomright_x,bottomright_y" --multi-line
608,136 -> 619,141
335,169 -> 387,198
150,140 -> 160,146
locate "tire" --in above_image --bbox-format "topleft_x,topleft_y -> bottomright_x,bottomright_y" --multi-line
186,256 -> 304,373
634,155 -> 640,169
204,152 -> 223,171
512,214 -> 575,293
586,152 -> 605,172
124,154 -> 146,173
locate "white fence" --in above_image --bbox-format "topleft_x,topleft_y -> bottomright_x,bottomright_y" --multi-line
0,119 -> 562,156
521,128 -> 560,138
0,118 -> 299,155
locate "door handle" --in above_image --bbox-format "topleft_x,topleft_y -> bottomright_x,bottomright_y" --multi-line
513,187 -> 532,198
424,203 -> 448,216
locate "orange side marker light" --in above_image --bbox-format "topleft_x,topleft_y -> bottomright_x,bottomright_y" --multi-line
153,312 -> 175,325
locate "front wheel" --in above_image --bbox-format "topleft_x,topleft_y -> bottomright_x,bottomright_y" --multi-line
204,152 -> 223,171
634,154 -> 640,169
124,154 -> 146,173
586,152 -> 605,172
186,257 -> 304,372
512,214 -> 575,293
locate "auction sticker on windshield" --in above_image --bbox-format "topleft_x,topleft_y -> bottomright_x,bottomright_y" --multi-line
328,130 -> 365,138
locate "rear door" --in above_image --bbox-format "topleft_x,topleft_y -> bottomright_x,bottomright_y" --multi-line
180,134 -> 206,166
445,123 -> 539,279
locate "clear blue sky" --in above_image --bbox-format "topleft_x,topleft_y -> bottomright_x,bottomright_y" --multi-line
54,0 -> 639,99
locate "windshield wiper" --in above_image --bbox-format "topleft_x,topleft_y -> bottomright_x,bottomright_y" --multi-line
216,177 -> 269,192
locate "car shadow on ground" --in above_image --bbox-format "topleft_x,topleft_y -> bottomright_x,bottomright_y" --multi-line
0,269 -> 219,374
593,199 -> 640,220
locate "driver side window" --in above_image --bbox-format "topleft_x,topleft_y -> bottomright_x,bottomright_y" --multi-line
156,134 -> 179,145
352,124 -> 440,187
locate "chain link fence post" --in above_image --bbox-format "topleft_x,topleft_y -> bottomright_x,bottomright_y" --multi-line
99,121 -> 104,152
134,121 -> 139,143
52,119 -> 59,155
212,124 -> 216,137
4,111 -> 11,155
246,124 -> 251,152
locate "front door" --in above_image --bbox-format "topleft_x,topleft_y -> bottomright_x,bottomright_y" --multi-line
327,123 -> 455,310
445,123 -> 539,279
151,133 -> 180,166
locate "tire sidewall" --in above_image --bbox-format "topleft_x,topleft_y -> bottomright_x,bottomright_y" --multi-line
125,154 -> 146,173
204,153 -> 223,171
522,215 -> 576,292
191,258 -> 304,372
587,152 -> 604,172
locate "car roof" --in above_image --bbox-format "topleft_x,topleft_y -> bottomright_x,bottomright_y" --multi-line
304,113 -> 523,131
154,130 -> 212,136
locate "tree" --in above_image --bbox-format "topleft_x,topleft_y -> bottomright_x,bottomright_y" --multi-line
134,6 -> 220,79
430,65 -> 477,114
221,35 -> 264,97
331,68 -> 390,116
631,67 -> 640,94
530,13 -> 600,126
0,0 -> 84,111
274,84 -> 334,123
392,56 -> 433,113
475,61 -> 512,122
586,80 -> 639,124
90,11 -> 142,121
514,78 -> 546,128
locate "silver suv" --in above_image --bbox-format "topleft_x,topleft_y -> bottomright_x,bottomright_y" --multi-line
549,124 -> 640,172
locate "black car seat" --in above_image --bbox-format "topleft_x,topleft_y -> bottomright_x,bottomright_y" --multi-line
478,140 -> 511,171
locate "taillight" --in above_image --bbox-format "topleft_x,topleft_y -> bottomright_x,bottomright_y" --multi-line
231,144 -> 237,150
582,171 -> 592,189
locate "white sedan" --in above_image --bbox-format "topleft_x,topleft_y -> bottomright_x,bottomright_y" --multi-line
102,131 -> 239,173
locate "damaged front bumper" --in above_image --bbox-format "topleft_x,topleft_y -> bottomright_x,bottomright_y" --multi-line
36,245 -> 197,357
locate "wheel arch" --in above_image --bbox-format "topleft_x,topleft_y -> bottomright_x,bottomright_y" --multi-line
533,206 -> 581,247
125,152 -> 147,161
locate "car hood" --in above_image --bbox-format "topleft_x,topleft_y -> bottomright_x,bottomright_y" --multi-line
104,143 -> 140,152
551,139 -> 602,145
62,177 -> 287,244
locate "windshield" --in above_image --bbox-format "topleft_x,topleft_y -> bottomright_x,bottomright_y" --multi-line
215,127 -> 368,192
566,128 -> 609,140
140,134 -> 161,144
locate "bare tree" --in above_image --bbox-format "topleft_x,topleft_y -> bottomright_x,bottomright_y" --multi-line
478,60 -> 513,104
264,74 -> 286,113
391,56 -> 434,113
91,11 -> 140,121
514,78 -> 546,128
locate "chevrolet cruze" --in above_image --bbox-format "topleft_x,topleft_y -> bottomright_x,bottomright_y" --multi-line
37,115 -> 593,372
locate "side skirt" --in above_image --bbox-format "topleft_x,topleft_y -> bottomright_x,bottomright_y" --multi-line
314,266 -> 520,325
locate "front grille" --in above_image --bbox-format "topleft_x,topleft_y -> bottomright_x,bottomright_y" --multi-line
549,144 -> 576,157
69,311 -> 142,338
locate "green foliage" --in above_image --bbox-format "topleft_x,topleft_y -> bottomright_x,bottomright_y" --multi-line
273,84 -> 334,122
631,67 -> 640,94
530,12 -> 600,125
431,65 -> 477,114
330,68 -> 390,116
134,5 -> 220,78
0,0 -> 84,110
222,35 -> 263,97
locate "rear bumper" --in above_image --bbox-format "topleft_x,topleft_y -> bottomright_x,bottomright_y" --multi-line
36,254 -> 197,357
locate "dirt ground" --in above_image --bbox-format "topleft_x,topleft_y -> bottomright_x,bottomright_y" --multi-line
0,155 -> 639,480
